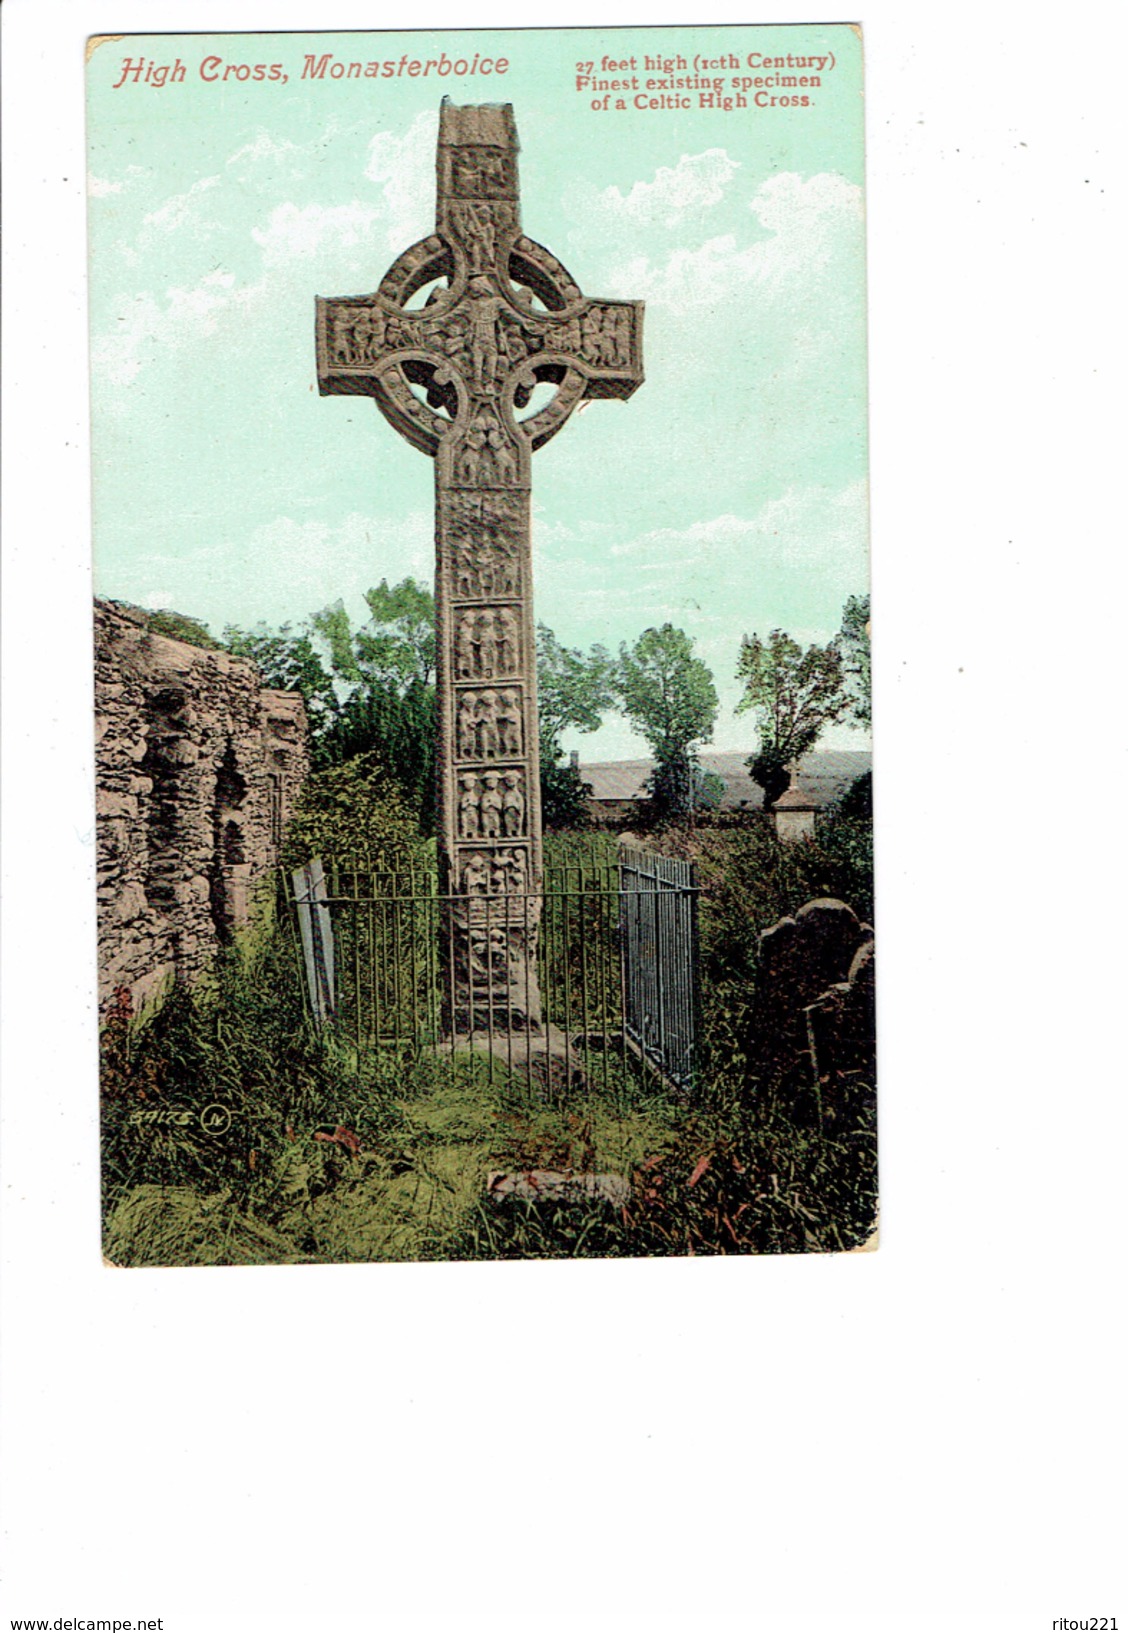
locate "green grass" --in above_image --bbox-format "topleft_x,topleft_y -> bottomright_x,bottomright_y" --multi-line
101,815 -> 877,1266
102,946 -> 681,1266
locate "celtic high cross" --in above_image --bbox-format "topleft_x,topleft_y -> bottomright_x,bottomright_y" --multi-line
317,100 -> 643,1035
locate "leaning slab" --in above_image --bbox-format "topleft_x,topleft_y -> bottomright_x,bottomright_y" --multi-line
486,1170 -> 630,1208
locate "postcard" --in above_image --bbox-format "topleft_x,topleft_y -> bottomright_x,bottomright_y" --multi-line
87,22 -> 875,1265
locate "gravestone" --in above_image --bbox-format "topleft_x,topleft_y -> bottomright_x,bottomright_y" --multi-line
747,898 -> 873,1094
317,100 -> 643,1034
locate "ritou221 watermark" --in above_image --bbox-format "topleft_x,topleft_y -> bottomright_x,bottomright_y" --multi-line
1051,1620 -> 1119,1630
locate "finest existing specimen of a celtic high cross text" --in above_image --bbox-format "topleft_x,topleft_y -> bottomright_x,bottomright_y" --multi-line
317,100 -> 643,1036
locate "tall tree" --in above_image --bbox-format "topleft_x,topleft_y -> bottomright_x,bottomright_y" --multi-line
735,628 -> 849,808
313,577 -> 435,692
838,593 -> 871,728
308,579 -> 438,821
223,622 -> 340,766
615,624 -> 719,819
535,624 -> 614,827
358,577 -> 436,689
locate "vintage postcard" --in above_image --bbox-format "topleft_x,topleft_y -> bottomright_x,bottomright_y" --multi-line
87,23 -> 874,1265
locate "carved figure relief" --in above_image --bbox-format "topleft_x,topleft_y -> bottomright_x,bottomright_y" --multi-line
457,692 -> 478,759
452,609 -> 521,679
493,689 -> 523,757
327,303 -> 412,367
456,406 -> 518,487
502,771 -> 525,837
422,285 -> 541,400
455,617 -> 476,680
452,539 -> 520,600
478,772 -> 502,838
458,773 -> 481,839
475,609 -> 497,677
494,608 -> 518,673
447,494 -> 522,600
450,201 -> 497,272
447,201 -> 516,273
455,769 -> 526,841
467,924 -> 510,980
460,852 -> 489,897
455,688 -> 523,761
579,305 -> 630,368
495,847 -> 528,894
476,690 -> 499,759
457,847 -> 528,896
448,147 -> 515,199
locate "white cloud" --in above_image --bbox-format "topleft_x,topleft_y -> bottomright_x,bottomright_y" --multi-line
227,130 -> 302,170
607,171 -> 862,308
93,114 -> 438,391
364,108 -> 439,253
88,164 -> 150,198
90,270 -> 252,387
234,510 -> 433,619
251,200 -> 384,266
533,483 -> 869,758
93,196 -> 393,390
591,149 -> 741,228
137,175 -> 222,246
610,482 -> 868,575
536,483 -> 867,654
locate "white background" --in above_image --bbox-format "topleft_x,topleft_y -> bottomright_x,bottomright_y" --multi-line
2,2 -> 1123,1631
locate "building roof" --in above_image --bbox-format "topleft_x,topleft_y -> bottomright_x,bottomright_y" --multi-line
580,749 -> 871,810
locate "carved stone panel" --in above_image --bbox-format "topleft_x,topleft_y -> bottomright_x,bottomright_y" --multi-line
455,769 -> 527,841
456,845 -> 529,897
453,405 -> 521,487
446,200 -> 517,272
446,493 -> 523,600
453,608 -> 520,679
443,146 -> 518,200
454,688 -> 524,762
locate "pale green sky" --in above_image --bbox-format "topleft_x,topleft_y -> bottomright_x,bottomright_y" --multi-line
87,24 -> 869,760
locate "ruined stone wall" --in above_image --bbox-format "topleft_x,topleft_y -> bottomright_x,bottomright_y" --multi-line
95,600 -> 310,1014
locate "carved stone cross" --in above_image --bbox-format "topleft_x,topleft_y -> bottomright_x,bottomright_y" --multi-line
316,99 -> 644,1035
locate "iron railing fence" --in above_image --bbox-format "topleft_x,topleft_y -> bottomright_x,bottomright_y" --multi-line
619,849 -> 700,1095
283,846 -> 698,1098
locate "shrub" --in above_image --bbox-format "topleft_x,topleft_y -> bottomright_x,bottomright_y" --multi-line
282,751 -> 429,873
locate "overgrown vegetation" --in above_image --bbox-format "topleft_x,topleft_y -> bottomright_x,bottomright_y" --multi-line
101,590 -> 875,1264
281,751 -> 429,873
100,908 -> 681,1266
102,786 -> 875,1265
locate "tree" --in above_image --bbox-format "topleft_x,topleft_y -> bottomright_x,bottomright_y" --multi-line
838,593 -> 871,728
309,581 -> 438,822
536,624 -> 614,751
615,624 -> 719,819
535,624 -> 615,826
357,577 -> 435,689
735,629 -> 849,808
223,623 -> 339,763
282,752 -> 427,871
312,576 -> 435,692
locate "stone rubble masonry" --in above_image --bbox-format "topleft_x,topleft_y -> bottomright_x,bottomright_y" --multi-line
94,599 -> 310,1016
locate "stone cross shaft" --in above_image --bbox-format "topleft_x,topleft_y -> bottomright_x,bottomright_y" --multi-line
317,99 -> 643,1034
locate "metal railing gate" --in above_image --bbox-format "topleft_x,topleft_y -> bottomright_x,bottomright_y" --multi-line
619,848 -> 700,1094
284,843 -> 699,1095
